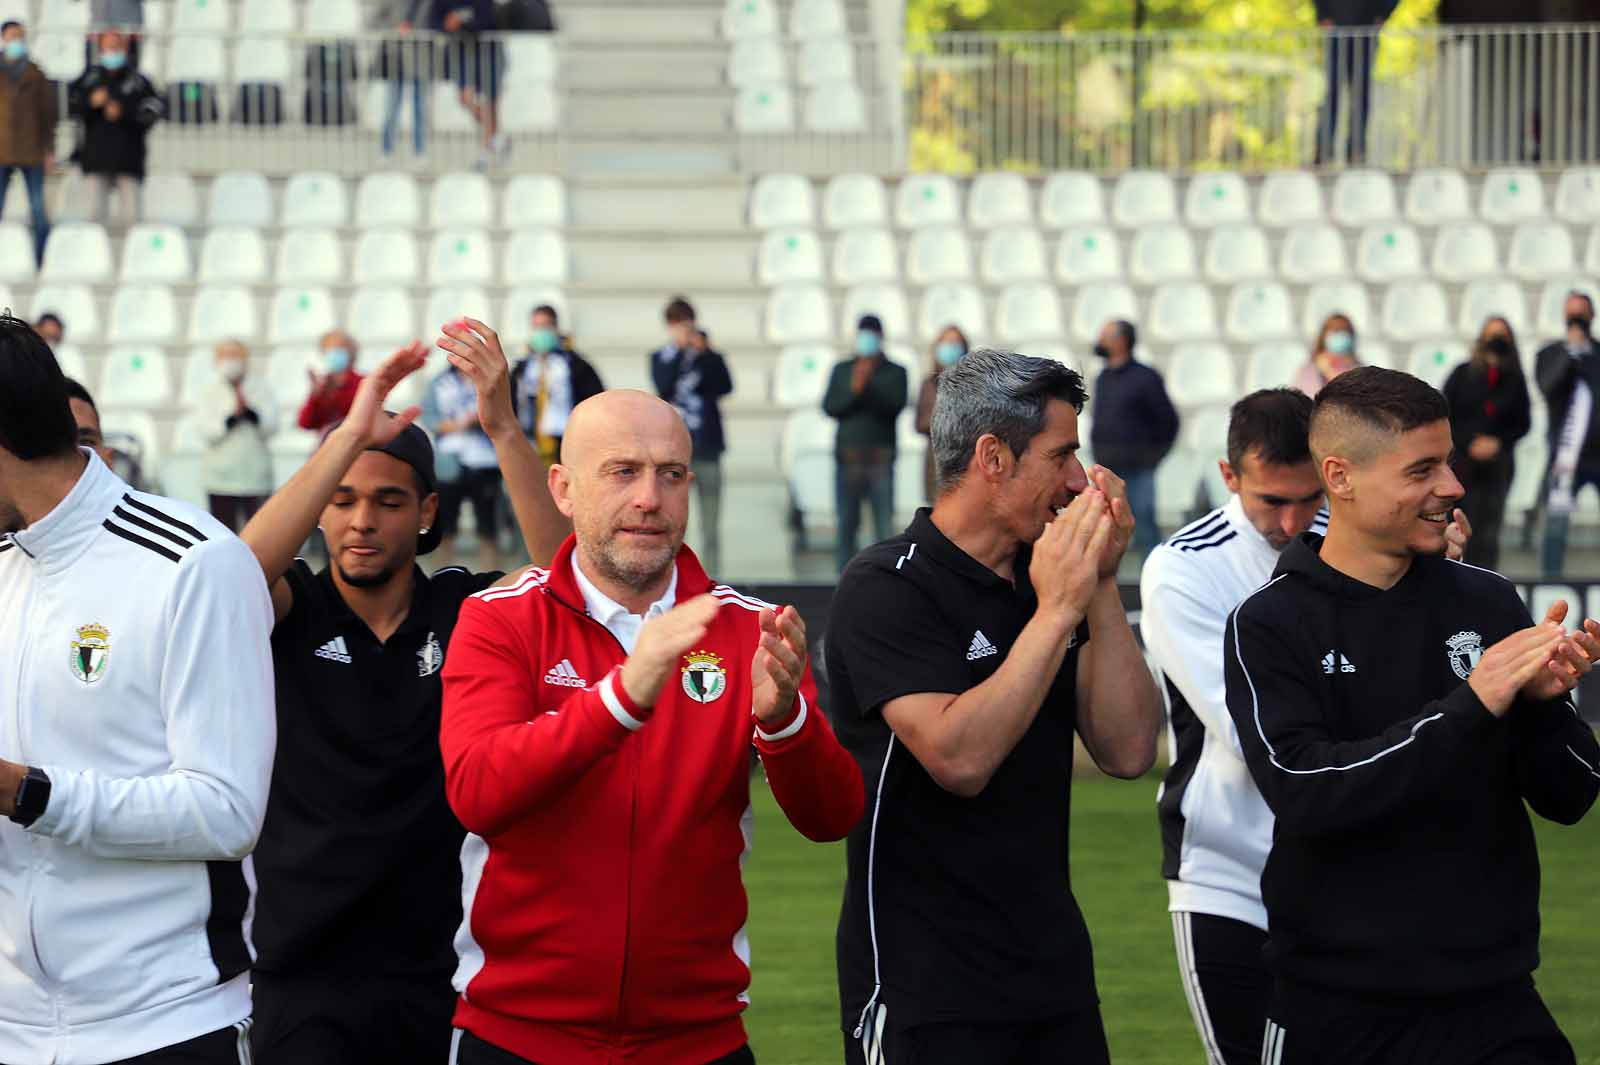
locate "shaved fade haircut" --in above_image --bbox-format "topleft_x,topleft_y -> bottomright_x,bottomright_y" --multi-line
1309,366 -> 1450,472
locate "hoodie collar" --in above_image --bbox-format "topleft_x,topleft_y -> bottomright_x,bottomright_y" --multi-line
8,450 -> 128,574
543,532 -> 714,614
1274,532 -> 1427,603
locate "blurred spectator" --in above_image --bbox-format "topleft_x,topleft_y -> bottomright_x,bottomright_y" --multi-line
914,324 -> 968,502
432,0 -> 506,168
1536,291 -> 1600,577
1443,317 -> 1530,572
0,20 -> 57,269
374,0 -> 434,160
650,297 -> 733,573
1295,312 -> 1361,398
1089,318 -> 1178,550
34,312 -> 63,349
823,313 -> 907,573
82,0 -> 143,68
1314,0 -> 1396,166
62,375 -> 112,464
197,339 -> 277,532
511,303 -> 604,464
423,358 -> 504,571
299,329 -> 364,431
497,0 -> 556,30
68,30 -> 165,224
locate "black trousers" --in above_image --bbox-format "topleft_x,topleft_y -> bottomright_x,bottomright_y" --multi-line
1456,453 -> 1514,572
1173,912 -> 1270,1065
250,972 -> 456,1065
4,1022 -> 253,1065
842,1006 -> 1110,1065
452,1030 -> 755,1065
436,467 -> 503,541
1264,977 -> 1575,1065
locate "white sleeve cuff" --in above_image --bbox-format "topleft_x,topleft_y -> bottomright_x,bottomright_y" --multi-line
599,671 -> 646,732
755,693 -> 808,743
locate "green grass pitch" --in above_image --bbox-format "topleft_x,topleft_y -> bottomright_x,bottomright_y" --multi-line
742,773 -> 1599,1065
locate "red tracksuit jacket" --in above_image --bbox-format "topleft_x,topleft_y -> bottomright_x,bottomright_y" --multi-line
440,537 -> 866,1064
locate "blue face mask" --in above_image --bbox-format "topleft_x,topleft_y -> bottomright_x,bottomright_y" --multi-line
530,327 -> 559,355
100,51 -> 127,70
855,331 -> 882,357
323,347 -> 352,374
4,41 -> 27,63
935,340 -> 964,367
1324,330 -> 1354,355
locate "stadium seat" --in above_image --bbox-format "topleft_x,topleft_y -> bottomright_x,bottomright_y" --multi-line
906,227 -> 973,283
758,228 -> 826,285
423,286 -> 493,335
1587,228 -> 1600,275
918,283 -> 987,342
1554,169 -> 1600,223
790,0 -> 846,39
99,347 -> 174,408
121,224 -> 193,282
1128,224 -> 1197,283
1070,282 -> 1138,342
0,223 -> 34,281
303,0 -> 360,34
1508,222 -> 1577,281
1405,340 -> 1466,390
896,174 -> 962,229
431,173 -> 495,228
355,173 -> 421,229
781,410 -> 837,521
841,282 -> 910,340
1246,341 -> 1309,392
100,411 -> 163,470
1403,168 -> 1472,225
773,343 -> 835,408
168,35 -> 225,83
1183,172 -> 1251,228
766,283 -> 833,343
1429,223 -> 1499,282
38,0 -> 88,29
269,287 -> 338,344
189,286 -> 258,343
1257,170 -> 1324,227
172,0 -> 231,32
503,175 -> 566,229
721,0 -> 779,38
1112,171 -> 1178,228
1039,172 -> 1105,229
735,85 -> 796,132
1302,280 -> 1372,338
197,227 -> 267,283
798,37 -> 855,86
275,228 -> 343,284
41,223 -> 113,281
28,32 -> 80,81
282,173 -> 348,228
108,285 -> 180,343
1149,282 -> 1218,343
1226,282 -> 1296,342
498,287 -> 568,349
1455,279 -> 1529,342
804,82 -> 867,133
750,174 -> 815,229
824,174 -> 889,229
729,37 -> 786,88
968,172 -> 1033,229
428,230 -> 495,284
208,171 -> 273,227
1509,403 -> 1549,512
979,227 -> 1048,283
1167,342 -> 1237,408
1381,281 -> 1451,341
995,283 -> 1064,342
1358,340 -> 1395,370
503,229 -> 569,285
1055,225 -> 1122,283
1478,169 -> 1545,224
498,86 -> 560,133
351,229 -> 421,285
179,347 -> 224,405
239,0 -> 297,32
264,348 -> 319,410
1203,223 -> 1272,283
141,174 -> 199,226
1154,448 -> 1204,523
1330,170 -> 1397,226
1535,278 -> 1600,336
1354,224 -> 1424,282
348,286 -> 419,347
502,34 -> 557,89
832,226 -> 898,284
52,344 -> 89,386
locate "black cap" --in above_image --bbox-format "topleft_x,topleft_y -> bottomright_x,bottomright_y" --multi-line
324,416 -> 443,555
856,314 -> 884,335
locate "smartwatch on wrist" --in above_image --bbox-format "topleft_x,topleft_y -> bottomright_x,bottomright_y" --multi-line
10,767 -> 50,828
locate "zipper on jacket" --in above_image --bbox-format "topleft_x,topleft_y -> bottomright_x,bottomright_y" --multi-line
12,579 -> 51,984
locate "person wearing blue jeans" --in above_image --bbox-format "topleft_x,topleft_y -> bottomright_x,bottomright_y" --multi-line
1089,319 -> 1180,552
823,315 -> 908,574
0,20 -> 58,268
373,0 -> 434,158
1312,0 -> 1396,167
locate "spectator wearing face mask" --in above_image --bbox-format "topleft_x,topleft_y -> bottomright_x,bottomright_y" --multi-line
1089,318 -> 1179,552
299,329 -> 364,431
1295,314 -> 1360,398
914,324 -> 968,503
68,30 -> 165,224
650,296 -> 733,574
0,19 -> 56,270
195,339 -> 278,532
1536,291 -> 1600,577
823,313 -> 908,574
511,303 -> 605,465
1443,317 -> 1530,572
34,312 -> 63,349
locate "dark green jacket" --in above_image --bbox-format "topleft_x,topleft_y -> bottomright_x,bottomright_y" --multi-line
822,356 -> 908,456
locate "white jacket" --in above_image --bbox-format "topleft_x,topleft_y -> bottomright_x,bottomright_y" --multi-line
193,373 -> 277,497
1140,495 -> 1326,931
0,452 -> 276,1065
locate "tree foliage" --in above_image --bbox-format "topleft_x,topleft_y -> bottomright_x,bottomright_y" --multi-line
907,0 -> 1438,35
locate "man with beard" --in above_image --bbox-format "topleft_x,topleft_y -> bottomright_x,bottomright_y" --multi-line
439,390 -> 865,1065
239,319 -> 566,1065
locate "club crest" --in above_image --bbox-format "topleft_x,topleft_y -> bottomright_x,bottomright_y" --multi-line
681,650 -> 727,704
417,631 -> 443,677
1446,630 -> 1483,681
70,623 -> 110,684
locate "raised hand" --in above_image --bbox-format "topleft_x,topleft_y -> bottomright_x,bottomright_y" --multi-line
1087,465 -> 1135,578
620,595 -> 722,710
1029,488 -> 1114,623
752,606 -> 808,727
1444,508 -> 1472,562
436,317 -> 516,438
335,342 -> 429,449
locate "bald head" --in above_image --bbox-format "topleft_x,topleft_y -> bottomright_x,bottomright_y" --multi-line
561,390 -> 691,471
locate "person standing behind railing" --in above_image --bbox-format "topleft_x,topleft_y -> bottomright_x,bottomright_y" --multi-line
373,0 -> 434,161
1313,0 -> 1398,166
68,30 -> 164,225
430,0 -> 506,169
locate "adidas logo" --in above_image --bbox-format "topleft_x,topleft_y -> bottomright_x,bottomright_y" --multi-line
1321,650 -> 1356,675
544,659 -> 587,689
966,630 -> 999,661
315,636 -> 352,665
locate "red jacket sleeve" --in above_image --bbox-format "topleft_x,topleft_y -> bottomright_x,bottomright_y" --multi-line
297,373 -> 364,431
441,597 -> 643,838
753,662 -> 865,842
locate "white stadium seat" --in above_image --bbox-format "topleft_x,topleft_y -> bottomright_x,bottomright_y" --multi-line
1167,342 -> 1237,408
502,35 -> 556,89
423,287 -> 493,335
1128,224 -> 1197,283
735,85 -> 795,132
269,287 -> 338,343
168,35 -> 225,82
239,0 -> 297,32
824,174 -> 889,229
1536,279 -> 1600,336
503,175 -> 566,229
841,283 -> 910,340
1508,222 -> 1577,281
758,228 -> 826,285
1361,341 -> 1396,371
1510,405 -> 1550,513
52,344 -> 89,385
197,228 -> 267,283
232,39 -> 291,85
141,174 -> 199,226
1202,224 -> 1272,283
750,174 -> 815,229
1246,342 -> 1309,392
766,283 -> 833,343
1406,340 -> 1467,390
1149,282 -> 1218,343
798,38 -> 855,87
1257,170 -> 1323,227
906,227 -> 973,283
831,227 -> 898,285
99,347 -> 174,408
100,411 -> 163,470
896,174 -> 962,229
1587,227 -> 1600,274
348,286 -> 419,347
721,0 -> 778,38
773,344 -> 834,408
979,227 -> 1049,283
189,286 -> 258,343
1184,172 -> 1251,228
431,173 -> 495,228
1456,279 -> 1530,341
918,283 -> 986,342
281,173 -> 348,228
1331,170 -> 1397,226
428,230 -> 495,284
1354,224 -> 1424,282
352,229 -> 421,285
275,228 -> 342,284
805,82 -> 867,133
1403,168 -> 1472,225
995,283 -> 1064,342
41,223 -> 113,281
729,38 -> 786,88
498,85 -> 559,133
781,410 -> 837,520
1555,169 -> 1600,223
0,223 -> 34,281
503,229 -> 568,285
1112,171 -> 1178,228
109,285 -> 179,343
968,172 -> 1033,229
789,0 -> 846,39
1479,169 -> 1545,224
265,348 -> 318,413
303,0 -> 360,34
1381,281 -> 1451,341
1070,282 -> 1138,342
208,171 -> 273,227
121,224 -> 192,281
1302,280 -> 1372,338
1278,223 -> 1347,283
1056,225 -> 1122,283
498,287 -> 568,349
38,0 -> 88,29
29,33 -> 81,81
1226,282 -> 1296,342
180,347 -> 227,404
1430,223 -> 1499,283
1039,171 -> 1105,228
356,173 -> 421,229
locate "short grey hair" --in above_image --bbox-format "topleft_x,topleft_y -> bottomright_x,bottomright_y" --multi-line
930,348 -> 1088,493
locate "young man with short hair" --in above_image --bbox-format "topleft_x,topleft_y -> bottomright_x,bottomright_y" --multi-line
1224,367 -> 1600,1065
650,296 -> 733,573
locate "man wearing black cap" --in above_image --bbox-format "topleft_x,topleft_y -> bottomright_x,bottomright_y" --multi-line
823,313 -> 908,573
238,320 -> 566,1065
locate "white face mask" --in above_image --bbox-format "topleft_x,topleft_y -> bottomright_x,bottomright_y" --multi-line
219,358 -> 246,384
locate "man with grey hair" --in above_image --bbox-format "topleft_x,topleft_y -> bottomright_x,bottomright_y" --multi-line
826,348 -> 1164,1065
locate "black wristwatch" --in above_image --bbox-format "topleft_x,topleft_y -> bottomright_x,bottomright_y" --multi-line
10,766 -> 50,828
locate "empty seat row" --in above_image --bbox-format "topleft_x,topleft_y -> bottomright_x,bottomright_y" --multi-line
735,81 -> 868,134
722,0 -> 848,40
10,0 -> 363,34
728,36 -> 860,88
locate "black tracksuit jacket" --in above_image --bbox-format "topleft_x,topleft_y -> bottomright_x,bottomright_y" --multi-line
1224,534 -> 1599,999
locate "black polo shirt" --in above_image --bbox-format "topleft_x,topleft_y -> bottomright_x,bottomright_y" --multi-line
826,509 -> 1097,1033
253,560 -> 500,979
